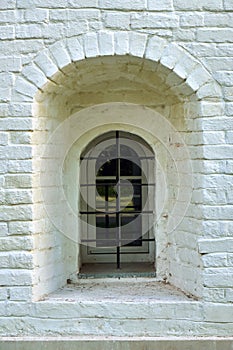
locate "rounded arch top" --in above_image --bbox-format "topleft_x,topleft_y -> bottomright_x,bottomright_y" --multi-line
14,30 -> 223,105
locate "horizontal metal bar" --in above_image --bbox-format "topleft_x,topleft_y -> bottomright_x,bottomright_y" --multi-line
80,156 -> 154,160
80,210 -> 154,215
81,183 -> 155,187
81,238 -> 155,243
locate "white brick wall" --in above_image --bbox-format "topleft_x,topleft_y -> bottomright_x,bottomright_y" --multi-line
0,0 -> 232,338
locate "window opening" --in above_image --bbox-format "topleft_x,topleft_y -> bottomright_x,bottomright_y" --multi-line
80,131 -> 155,269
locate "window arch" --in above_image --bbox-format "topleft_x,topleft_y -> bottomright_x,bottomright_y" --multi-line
79,131 -> 155,269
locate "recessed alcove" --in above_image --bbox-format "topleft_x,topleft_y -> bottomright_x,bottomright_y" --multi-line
33,54 -> 203,301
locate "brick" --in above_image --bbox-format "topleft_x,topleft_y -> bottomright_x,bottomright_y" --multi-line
0,0 -> 15,9
131,13 -> 179,29
0,223 -> 8,236
49,41 -> 71,69
129,32 -> 147,58
186,67 -> 211,91
68,0 -> 98,6
0,10 -> 15,23
8,160 -> 33,173
34,50 -> 58,78
145,36 -> 167,62
148,0 -> 173,11
5,190 -> 32,205
0,236 -> 33,251
180,14 -> 204,27
0,204 -> 32,221
8,221 -> 33,235
202,253 -> 228,268
224,0 -> 233,10
5,174 -> 32,188
15,24 -> 43,39
14,77 -> 38,98
203,268 -> 233,288
66,37 -> 84,62
22,63 -> 47,89
103,12 -> 130,30
196,82 -> 222,100
199,102 -> 224,117
214,71 -> 233,87
0,25 -> 14,40
0,145 -> 32,160
174,0 -> 223,10
24,9 -> 48,22
197,29 -> 233,43
0,270 -> 32,286
160,43 -> 184,70
83,32 -> 99,58
9,287 -> 32,301
17,0 -> 68,8
204,304 -> 233,322
199,238 -> 233,253
98,31 -> 114,56
113,31 -> 129,56
99,0 -> 146,10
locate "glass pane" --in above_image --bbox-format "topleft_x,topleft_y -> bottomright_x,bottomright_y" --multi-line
120,180 -> 142,211
120,214 -> 142,246
96,180 -> 117,212
96,144 -> 117,177
96,214 -> 117,247
120,159 -> 141,176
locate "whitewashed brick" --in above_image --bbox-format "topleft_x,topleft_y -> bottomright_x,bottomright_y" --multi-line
24,9 -> 48,22
98,31 -> 114,56
160,43 -> 184,70
15,24 -> 43,39
103,12 -> 130,30
68,0 -> 98,7
8,221 -> 33,235
0,10 -> 15,23
180,14 -> 204,27
131,13 -> 179,29
203,268 -> 233,288
173,55 -> 198,80
0,132 -> 8,146
49,41 -> 71,69
199,102 -> 224,117
224,0 -> 233,10
0,0 -> 15,9
5,174 -> 32,188
0,288 -> 7,301
196,82 -> 222,100
114,31 -> 129,55
144,34 -> 167,62
0,236 -> 33,251
197,29 -> 233,43
199,238 -> 233,254
0,205 -> 32,221
10,131 -> 31,144
0,270 -> 32,286
0,223 -> 8,236
129,32 -> 147,58
5,190 -> 32,205
14,77 -> 37,98
186,67 -> 211,91
17,0 -> 68,8
99,0 -> 146,10
226,289 -> 233,302
223,87 -> 233,101
204,304 -> 233,322
34,50 -> 58,78
83,32 -> 99,58
202,253 -> 228,268
22,64 -> 46,90
8,160 -> 32,173
9,287 -> 32,301
0,25 -> 14,40
174,0 -> 223,10
66,37 -> 84,62
148,0 -> 173,11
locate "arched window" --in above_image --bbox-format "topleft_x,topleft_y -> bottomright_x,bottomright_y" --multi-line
79,131 -> 155,270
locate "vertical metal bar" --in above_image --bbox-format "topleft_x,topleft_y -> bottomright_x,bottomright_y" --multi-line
105,184 -> 109,245
116,131 -> 121,269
